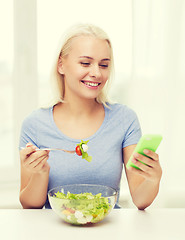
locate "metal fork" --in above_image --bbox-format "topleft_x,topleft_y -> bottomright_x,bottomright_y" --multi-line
21,147 -> 75,154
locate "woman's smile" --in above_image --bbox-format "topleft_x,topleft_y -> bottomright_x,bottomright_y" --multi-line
81,80 -> 101,89
58,36 -> 111,100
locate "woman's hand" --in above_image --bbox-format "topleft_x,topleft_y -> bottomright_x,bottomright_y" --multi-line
129,149 -> 162,184
20,143 -> 50,174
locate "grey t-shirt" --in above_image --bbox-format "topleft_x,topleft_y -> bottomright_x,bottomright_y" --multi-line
19,103 -> 141,208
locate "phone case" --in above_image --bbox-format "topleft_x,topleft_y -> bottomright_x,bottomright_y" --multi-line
126,134 -> 163,170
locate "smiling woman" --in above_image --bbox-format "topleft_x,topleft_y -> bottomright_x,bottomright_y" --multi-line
57,36 -> 111,105
18,22 -> 164,211
51,25 -> 114,107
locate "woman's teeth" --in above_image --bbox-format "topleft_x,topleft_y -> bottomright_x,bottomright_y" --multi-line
83,81 -> 99,87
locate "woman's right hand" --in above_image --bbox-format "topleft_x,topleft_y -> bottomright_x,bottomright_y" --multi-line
20,143 -> 50,174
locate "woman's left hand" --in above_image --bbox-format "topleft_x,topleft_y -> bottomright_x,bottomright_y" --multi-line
129,149 -> 162,184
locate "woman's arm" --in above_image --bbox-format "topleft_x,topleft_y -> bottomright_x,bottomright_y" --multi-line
123,144 -> 162,210
19,144 -> 50,209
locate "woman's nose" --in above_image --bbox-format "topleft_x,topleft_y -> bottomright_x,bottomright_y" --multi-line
89,65 -> 101,78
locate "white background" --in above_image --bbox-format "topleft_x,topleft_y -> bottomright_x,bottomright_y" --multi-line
0,0 -> 185,208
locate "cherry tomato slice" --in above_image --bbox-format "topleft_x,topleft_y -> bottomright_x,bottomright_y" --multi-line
75,145 -> 82,156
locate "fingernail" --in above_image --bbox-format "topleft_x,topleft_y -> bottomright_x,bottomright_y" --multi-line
133,153 -> 139,158
144,149 -> 149,154
132,158 -> 137,163
26,143 -> 32,147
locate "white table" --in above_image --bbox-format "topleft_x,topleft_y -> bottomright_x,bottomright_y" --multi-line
0,209 -> 184,240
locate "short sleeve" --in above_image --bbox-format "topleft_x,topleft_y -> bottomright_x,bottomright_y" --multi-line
122,108 -> 142,148
19,111 -> 38,149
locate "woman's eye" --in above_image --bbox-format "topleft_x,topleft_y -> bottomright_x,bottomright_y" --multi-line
100,64 -> 109,68
80,62 -> 109,68
80,62 -> 90,66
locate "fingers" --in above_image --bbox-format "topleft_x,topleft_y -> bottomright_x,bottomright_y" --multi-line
143,149 -> 159,161
132,150 -> 159,168
20,143 -> 50,171
127,149 -> 162,183
20,143 -> 37,159
29,154 -> 49,170
23,151 -> 49,167
129,150 -> 160,175
131,157 -> 153,173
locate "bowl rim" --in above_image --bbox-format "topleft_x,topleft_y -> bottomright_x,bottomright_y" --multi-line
48,183 -> 118,198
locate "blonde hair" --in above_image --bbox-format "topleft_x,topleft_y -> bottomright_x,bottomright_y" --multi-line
50,23 -> 114,106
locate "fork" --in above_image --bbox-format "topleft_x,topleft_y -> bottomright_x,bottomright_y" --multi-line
37,148 -> 76,154
21,147 -> 76,154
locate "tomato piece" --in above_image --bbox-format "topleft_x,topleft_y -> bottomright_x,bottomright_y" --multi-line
75,145 -> 82,156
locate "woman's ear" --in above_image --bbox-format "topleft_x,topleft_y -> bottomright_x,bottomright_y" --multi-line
57,56 -> 64,74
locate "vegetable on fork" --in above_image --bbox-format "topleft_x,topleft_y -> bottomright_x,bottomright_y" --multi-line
75,140 -> 92,162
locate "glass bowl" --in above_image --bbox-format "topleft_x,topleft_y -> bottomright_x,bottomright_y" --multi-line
48,184 -> 118,225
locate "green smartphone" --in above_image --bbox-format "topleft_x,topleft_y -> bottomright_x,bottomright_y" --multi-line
126,134 -> 163,170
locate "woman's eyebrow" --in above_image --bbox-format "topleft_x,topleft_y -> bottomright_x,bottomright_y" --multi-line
79,56 -> 110,61
101,58 -> 110,61
79,56 -> 93,59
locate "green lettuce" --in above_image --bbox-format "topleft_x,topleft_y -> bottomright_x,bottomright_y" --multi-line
53,191 -> 111,224
77,140 -> 92,162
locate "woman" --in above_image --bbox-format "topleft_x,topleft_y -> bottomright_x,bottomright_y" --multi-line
19,24 -> 162,209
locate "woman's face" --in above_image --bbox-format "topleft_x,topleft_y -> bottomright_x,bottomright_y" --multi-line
58,36 -> 111,101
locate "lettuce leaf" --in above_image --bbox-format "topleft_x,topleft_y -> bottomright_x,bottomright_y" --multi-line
77,140 -> 92,162
53,191 -> 110,224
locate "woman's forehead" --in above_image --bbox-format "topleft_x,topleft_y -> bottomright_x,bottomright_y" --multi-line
69,36 -> 111,59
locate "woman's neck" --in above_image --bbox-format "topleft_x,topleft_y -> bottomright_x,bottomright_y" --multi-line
53,95 -> 105,139
58,96 -> 101,118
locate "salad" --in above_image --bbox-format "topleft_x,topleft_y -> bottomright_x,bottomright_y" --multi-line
75,140 -> 92,162
51,191 -> 111,225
